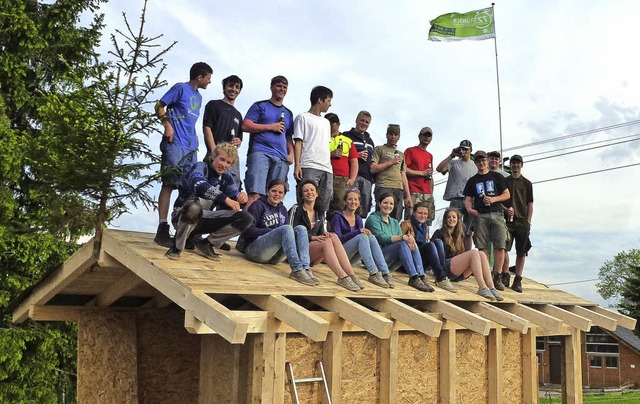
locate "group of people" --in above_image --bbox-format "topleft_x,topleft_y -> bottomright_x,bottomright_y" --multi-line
152,62 -> 533,299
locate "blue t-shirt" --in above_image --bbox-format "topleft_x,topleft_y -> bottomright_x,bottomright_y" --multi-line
244,100 -> 293,160
160,82 -> 202,150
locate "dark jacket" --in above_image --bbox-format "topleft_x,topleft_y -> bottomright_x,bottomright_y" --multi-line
288,204 -> 324,240
238,196 -> 288,247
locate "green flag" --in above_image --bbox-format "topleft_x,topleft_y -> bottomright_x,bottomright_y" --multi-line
428,8 -> 495,42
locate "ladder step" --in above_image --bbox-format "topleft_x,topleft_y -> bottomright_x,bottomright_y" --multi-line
293,377 -> 324,383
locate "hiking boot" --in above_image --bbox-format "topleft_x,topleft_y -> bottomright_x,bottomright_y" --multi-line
492,272 -> 505,291
419,275 -> 435,292
382,273 -> 395,288
368,272 -> 390,288
502,272 -> 511,288
350,275 -> 365,290
490,288 -> 504,301
165,247 -> 181,260
511,275 -> 523,293
154,223 -> 174,247
409,276 -> 434,292
436,278 -> 457,293
185,236 -> 195,250
306,269 -> 320,285
193,240 -> 221,261
337,276 -> 361,291
290,269 -> 316,286
477,287 -> 495,300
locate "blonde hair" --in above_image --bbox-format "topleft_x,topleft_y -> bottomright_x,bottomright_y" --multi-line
211,142 -> 238,164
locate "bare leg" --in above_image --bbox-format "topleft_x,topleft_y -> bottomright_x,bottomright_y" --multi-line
478,250 -> 495,288
450,250 -> 488,289
309,239 -> 349,279
243,193 -> 261,211
329,233 -> 355,276
515,255 -> 526,276
502,251 -> 510,273
158,185 -> 174,221
493,248 -> 505,274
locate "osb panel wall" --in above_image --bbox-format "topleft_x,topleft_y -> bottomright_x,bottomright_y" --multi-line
205,335 -> 243,403
502,331 -> 523,402
456,330 -> 488,404
136,309 -> 200,404
284,335 -> 324,404
396,332 -> 439,403
342,333 -> 379,403
78,311 -> 138,403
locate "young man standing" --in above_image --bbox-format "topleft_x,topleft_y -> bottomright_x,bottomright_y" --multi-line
488,150 -> 509,177
242,76 -> 294,210
404,127 -> 435,230
502,154 -> 533,292
463,151 -> 511,290
325,113 -> 358,212
293,86 -> 334,213
155,62 -> 213,247
371,124 -> 412,221
343,111 -> 375,217
165,143 -> 253,260
202,75 -> 244,191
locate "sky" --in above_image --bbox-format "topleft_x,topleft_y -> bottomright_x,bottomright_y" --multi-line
94,0 -> 640,307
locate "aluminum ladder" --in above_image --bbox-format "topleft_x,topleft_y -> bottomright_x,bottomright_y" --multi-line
285,360 -> 332,404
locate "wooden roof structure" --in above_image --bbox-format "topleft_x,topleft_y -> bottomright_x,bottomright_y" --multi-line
12,229 -> 635,343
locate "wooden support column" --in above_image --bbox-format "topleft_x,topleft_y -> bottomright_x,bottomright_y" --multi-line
439,329 -> 456,404
488,328 -> 503,404
251,331 -> 277,404
380,330 -> 399,404
522,328 -> 538,404
323,322 -> 344,404
273,333 -> 287,404
561,328 -> 583,404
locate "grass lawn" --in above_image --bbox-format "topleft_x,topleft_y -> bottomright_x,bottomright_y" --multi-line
540,391 -> 640,403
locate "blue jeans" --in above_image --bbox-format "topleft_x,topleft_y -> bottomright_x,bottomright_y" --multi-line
342,233 -> 389,275
245,152 -> 290,195
418,239 -> 448,282
244,225 -> 310,272
381,241 -> 425,277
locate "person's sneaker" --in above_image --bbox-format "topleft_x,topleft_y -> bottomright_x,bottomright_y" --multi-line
490,288 -> 504,301
419,275 -> 435,292
219,242 -> 231,251
368,272 -> 390,288
436,278 -> 457,293
164,247 -> 181,260
290,269 -> 316,286
477,287 -> 496,300
154,223 -> 174,247
502,272 -> 511,288
382,273 -> 395,288
193,240 -> 221,261
306,269 -> 320,285
350,275 -> 365,289
337,276 -> 361,291
409,276 -> 433,292
511,275 -> 523,293
492,272 -> 505,291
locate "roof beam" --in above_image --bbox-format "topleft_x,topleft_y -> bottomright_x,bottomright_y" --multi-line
464,302 -> 529,334
419,300 -> 491,335
361,298 -> 442,337
85,271 -> 144,307
242,295 -> 329,341
501,303 -> 563,333
565,305 -> 617,331
13,240 -> 97,323
306,296 -> 393,339
590,306 -> 636,330
531,304 -> 592,332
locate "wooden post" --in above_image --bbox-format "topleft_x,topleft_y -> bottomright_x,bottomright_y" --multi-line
439,329 -> 456,403
323,327 -> 343,404
380,330 -> 399,404
522,328 -> 538,404
562,328 -> 583,404
199,335 -> 215,404
273,333 -> 287,404
488,328 -> 503,404
252,331 -> 276,403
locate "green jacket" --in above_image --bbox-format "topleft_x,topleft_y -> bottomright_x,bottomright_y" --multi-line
365,211 -> 401,247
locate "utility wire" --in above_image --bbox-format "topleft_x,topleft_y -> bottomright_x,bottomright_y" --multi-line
533,162 -> 640,184
546,278 -> 599,286
526,136 -> 640,163
523,133 -> 640,158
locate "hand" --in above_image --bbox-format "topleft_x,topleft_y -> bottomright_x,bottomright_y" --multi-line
483,195 -> 493,205
424,167 -> 433,177
231,137 -> 242,147
271,121 -> 285,134
294,166 -> 303,181
346,178 -> 355,187
236,192 -> 248,204
360,228 -> 372,235
408,240 -> 417,252
225,197 -> 240,211
286,153 -> 294,165
163,124 -> 174,143
469,208 -> 479,216
405,235 -> 416,244
359,150 -> 368,160
331,148 -> 342,158
404,195 -> 413,209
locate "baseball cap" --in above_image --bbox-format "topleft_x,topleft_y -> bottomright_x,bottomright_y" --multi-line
270,75 -> 288,86
488,151 -> 501,158
510,154 -> 524,163
474,150 -> 487,159
387,124 -> 400,135
419,127 -> 433,136
459,139 -> 472,149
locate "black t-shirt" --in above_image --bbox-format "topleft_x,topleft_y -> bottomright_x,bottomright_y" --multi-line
343,128 -> 375,181
463,171 -> 508,214
202,99 -> 243,152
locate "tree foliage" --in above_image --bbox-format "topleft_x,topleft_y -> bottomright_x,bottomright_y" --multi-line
596,249 -> 640,303
621,263 -> 640,337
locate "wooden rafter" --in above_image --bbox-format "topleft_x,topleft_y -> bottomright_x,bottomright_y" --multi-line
501,303 -> 562,333
464,302 -> 530,334
85,271 -> 144,307
531,304 -> 592,332
590,306 -> 637,330
361,298 -> 442,337
565,305 -> 617,331
419,300 -> 491,335
306,296 -> 393,339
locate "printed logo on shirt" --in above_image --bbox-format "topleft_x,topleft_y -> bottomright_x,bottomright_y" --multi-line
485,180 -> 495,194
263,212 -> 286,228
190,95 -> 201,112
475,182 -> 486,196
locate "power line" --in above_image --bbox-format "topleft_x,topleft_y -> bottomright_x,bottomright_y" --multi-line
526,136 -> 640,163
523,133 -> 640,159
546,278 -> 599,286
533,162 -> 640,184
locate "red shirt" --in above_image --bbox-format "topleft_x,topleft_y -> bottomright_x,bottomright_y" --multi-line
330,135 -> 358,177
404,146 -> 433,194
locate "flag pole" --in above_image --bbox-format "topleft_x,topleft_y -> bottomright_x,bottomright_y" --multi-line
491,3 -> 504,160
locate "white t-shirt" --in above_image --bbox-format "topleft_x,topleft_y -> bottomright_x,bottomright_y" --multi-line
293,111 -> 332,172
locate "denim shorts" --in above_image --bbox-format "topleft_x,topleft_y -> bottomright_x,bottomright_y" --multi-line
245,152 -> 290,195
160,140 -> 197,187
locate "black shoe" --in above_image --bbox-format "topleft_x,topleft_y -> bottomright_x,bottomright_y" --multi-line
409,276 -> 434,292
165,247 -> 181,260
219,242 -> 231,251
193,240 -> 221,261
185,236 -> 195,250
154,223 -> 174,247
492,272 -> 505,291
511,275 -> 523,293
502,272 -> 511,288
